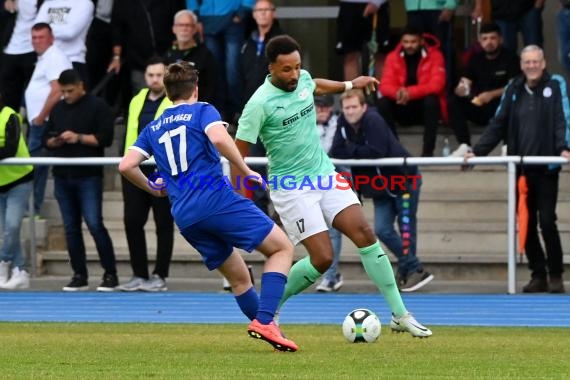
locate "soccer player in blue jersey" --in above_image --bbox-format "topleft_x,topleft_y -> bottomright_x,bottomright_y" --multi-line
119,61 -> 299,352
235,35 -> 432,337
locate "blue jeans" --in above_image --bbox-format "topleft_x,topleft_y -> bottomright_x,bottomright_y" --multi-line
0,180 -> 33,269
322,227 -> 343,282
54,176 -> 116,278
558,8 -> 570,73
496,7 -> 543,52
373,177 -> 422,277
205,20 -> 244,119
27,123 -> 49,215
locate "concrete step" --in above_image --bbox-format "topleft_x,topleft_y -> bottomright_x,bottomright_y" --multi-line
39,248 -> 570,284
23,275 -> 550,294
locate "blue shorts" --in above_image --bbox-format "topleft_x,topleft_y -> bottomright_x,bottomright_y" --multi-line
180,197 -> 274,270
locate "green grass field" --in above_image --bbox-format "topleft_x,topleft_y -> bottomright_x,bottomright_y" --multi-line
1,323 -> 568,379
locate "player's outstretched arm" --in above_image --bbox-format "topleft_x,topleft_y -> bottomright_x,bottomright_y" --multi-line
314,76 -> 378,96
206,123 -> 262,183
119,150 -> 166,197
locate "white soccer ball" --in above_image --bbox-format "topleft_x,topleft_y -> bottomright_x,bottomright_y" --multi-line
342,308 -> 381,343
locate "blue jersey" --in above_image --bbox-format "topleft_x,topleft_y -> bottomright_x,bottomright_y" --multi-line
131,102 -> 239,230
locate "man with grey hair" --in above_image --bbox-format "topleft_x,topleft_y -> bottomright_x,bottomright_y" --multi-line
465,45 -> 570,294
164,9 -> 217,104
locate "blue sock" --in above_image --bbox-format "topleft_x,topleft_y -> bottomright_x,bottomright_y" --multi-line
256,272 -> 287,324
234,286 -> 259,320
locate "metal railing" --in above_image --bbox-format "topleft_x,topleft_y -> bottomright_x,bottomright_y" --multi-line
1,155 -> 568,294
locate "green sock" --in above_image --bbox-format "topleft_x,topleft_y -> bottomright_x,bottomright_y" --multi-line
359,241 -> 407,317
278,256 -> 322,309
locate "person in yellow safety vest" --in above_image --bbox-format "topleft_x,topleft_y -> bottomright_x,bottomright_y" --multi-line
117,56 -> 175,292
0,91 -> 34,289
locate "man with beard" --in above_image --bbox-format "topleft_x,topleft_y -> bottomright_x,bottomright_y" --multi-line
377,26 -> 446,157
448,22 -> 520,154
235,35 -> 432,337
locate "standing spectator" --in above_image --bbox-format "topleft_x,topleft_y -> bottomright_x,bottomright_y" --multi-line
164,9 -> 217,105
472,0 -> 545,52
313,94 -> 345,293
404,0 -> 457,93
241,0 -> 282,107
116,57 -> 174,292
24,22 -> 71,217
0,91 -> 33,289
0,0 -> 40,111
119,61 -> 298,352
239,0 -> 283,215
43,69 -> 118,292
557,0 -> 570,74
448,22 -> 520,152
35,0 -> 94,83
331,89 -> 433,292
109,0 -> 185,93
465,45 -> 570,294
187,0 -> 254,123
336,0 -> 390,80
85,0 -> 116,104
377,26 -> 447,157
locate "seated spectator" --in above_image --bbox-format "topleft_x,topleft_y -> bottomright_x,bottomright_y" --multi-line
0,90 -> 34,289
448,22 -> 520,154
331,89 -> 433,292
313,95 -> 344,292
377,26 -> 446,157
164,9 -> 217,104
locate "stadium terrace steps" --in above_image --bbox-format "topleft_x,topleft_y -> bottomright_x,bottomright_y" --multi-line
32,126 -> 570,292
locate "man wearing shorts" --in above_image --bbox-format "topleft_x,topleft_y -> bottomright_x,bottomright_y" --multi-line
119,61 -> 299,352
235,35 -> 432,337
336,0 -> 391,80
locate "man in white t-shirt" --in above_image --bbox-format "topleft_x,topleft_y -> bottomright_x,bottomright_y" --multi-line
24,22 -> 71,216
0,0 -> 40,110
35,0 -> 93,83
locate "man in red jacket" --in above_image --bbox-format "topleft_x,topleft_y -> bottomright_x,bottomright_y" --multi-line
377,26 -> 447,157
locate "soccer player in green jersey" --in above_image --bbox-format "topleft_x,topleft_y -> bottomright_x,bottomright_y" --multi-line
235,35 -> 432,338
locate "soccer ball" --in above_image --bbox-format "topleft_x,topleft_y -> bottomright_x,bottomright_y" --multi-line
342,308 -> 381,343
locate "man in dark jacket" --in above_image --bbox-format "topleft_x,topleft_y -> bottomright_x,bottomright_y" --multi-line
465,45 -> 570,293
331,89 -> 433,292
472,0 -> 545,52
108,0 -> 185,92
164,9 -> 217,104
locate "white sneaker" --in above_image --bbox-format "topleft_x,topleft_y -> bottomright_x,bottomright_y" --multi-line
0,261 -> 10,285
390,312 -> 432,338
140,274 -> 167,292
449,143 -> 472,158
0,268 -> 30,290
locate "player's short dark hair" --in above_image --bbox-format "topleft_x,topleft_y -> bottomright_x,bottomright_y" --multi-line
146,55 -> 167,69
479,22 -> 501,36
164,61 -> 199,101
400,25 -> 422,38
58,69 -> 82,85
266,35 -> 301,63
31,22 -> 52,33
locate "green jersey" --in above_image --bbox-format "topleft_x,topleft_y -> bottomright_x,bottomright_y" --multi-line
237,70 -> 334,184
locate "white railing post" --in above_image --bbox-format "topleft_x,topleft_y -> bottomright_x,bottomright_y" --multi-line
507,160 -> 517,294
